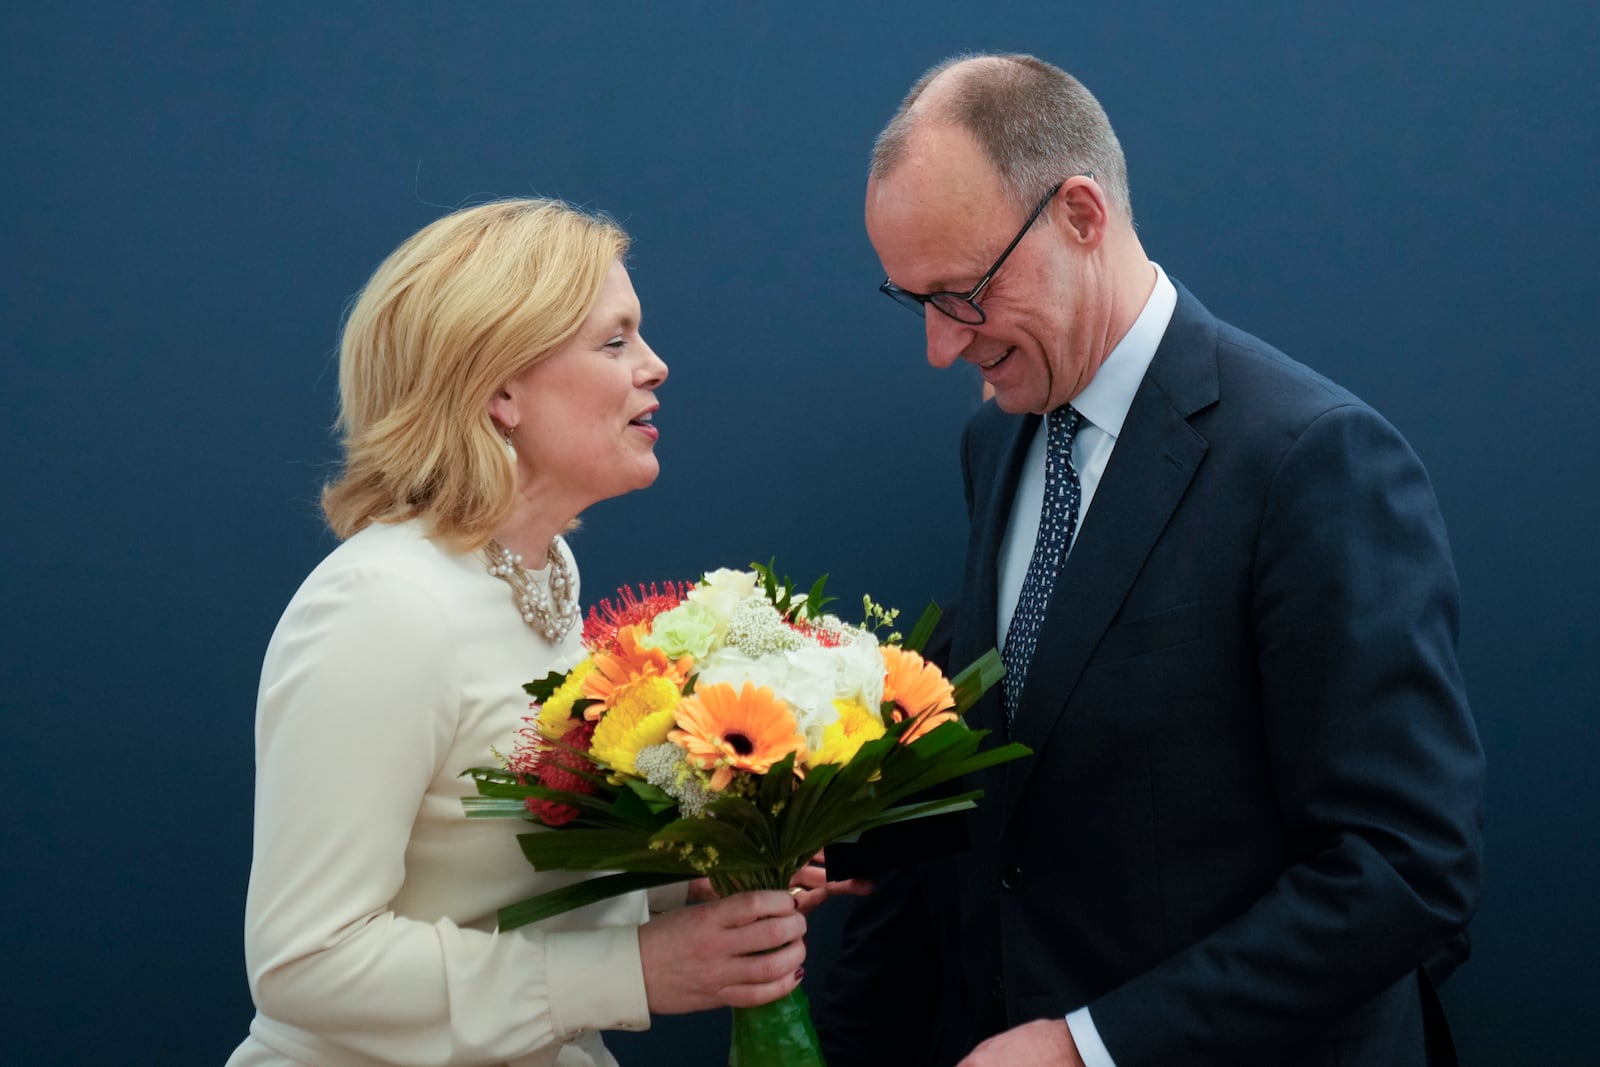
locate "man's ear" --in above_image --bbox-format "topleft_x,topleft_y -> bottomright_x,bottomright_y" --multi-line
1057,174 -> 1108,248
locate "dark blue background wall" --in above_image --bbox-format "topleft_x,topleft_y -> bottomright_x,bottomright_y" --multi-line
3,3 -> 1595,1063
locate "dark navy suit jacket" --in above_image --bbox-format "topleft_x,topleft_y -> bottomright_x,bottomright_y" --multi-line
817,282 -> 1484,1066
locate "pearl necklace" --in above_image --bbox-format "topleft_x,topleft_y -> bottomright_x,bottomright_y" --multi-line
484,538 -> 580,642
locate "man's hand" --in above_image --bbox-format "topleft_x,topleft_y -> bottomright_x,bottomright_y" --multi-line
789,850 -> 873,916
958,1018 -> 1085,1067
684,850 -> 873,915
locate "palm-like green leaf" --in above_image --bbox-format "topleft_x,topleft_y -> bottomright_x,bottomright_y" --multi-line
498,872 -> 687,931
903,602 -> 942,654
949,648 -> 1005,715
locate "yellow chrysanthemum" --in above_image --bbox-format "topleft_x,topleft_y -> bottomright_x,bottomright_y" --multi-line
590,676 -> 682,775
809,699 -> 887,767
537,658 -> 597,740
583,624 -> 694,714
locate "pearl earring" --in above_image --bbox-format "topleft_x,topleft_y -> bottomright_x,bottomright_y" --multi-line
502,430 -> 516,460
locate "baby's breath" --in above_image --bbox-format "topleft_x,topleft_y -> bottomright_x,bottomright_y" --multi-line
726,597 -> 809,657
636,742 -> 716,818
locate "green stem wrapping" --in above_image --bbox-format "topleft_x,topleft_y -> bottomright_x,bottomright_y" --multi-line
728,985 -> 825,1066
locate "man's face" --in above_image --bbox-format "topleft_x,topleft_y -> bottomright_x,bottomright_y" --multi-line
865,126 -> 1102,414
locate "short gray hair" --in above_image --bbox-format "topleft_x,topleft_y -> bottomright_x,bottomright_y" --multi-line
871,53 -> 1132,222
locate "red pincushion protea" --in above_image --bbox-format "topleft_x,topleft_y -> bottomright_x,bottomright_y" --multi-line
785,617 -> 847,648
582,581 -> 694,652
522,719 -> 598,827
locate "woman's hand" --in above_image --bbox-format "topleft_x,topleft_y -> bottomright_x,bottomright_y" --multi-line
638,890 -> 807,1013
790,851 -> 873,916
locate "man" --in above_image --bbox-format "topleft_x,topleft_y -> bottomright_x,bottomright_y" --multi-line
815,54 -> 1484,1066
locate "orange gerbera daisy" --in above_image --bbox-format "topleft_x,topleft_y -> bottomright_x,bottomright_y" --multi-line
582,623 -> 693,714
882,645 -> 957,743
670,682 -> 807,791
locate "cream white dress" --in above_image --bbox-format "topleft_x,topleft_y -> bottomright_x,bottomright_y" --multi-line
228,519 -> 675,1067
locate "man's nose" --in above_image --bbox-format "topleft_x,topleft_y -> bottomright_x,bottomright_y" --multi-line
924,309 -> 974,369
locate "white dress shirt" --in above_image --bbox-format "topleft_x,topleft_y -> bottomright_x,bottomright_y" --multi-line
998,263 -> 1176,644
995,263 -> 1176,1067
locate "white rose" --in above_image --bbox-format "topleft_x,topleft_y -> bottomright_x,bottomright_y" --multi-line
686,568 -> 761,630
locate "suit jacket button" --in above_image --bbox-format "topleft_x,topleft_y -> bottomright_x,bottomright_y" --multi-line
1000,865 -> 1022,891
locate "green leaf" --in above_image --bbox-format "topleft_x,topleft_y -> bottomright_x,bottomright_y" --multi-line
471,772 -> 615,805
779,745 -> 892,860
650,807 -> 781,869
461,796 -> 532,818
757,751 -> 798,815
804,575 -> 830,620
699,795 -> 782,861
522,670 -> 570,702
468,771 -> 680,834
754,559 -> 779,602
469,777 -> 542,799
776,761 -> 845,856
621,778 -> 679,815
518,827 -> 679,869
608,781 -> 678,830
872,738 -> 1032,809
507,784 -> 635,824
462,765 -> 520,786
498,872 -> 688,930
848,791 -> 984,834
903,601 -> 942,654
949,648 -> 1005,715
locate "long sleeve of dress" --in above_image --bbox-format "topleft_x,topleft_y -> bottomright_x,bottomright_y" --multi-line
238,532 -> 651,1066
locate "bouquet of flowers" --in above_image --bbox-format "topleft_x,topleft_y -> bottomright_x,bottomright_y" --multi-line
463,563 -> 1026,1065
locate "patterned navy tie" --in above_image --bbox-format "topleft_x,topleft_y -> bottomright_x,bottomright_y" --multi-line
1002,406 -> 1083,726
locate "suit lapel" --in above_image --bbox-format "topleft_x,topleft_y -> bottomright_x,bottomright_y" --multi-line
998,283 -> 1220,827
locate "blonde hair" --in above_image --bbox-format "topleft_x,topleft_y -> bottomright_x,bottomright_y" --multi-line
321,198 -> 629,549
872,53 -> 1133,222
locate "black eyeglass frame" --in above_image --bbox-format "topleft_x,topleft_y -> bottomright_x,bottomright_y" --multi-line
878,175 -> 1086,325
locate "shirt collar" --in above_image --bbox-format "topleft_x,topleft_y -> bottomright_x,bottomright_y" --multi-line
1068,262 -> 1176,439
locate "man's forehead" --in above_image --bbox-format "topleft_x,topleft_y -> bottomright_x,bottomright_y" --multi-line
893,123 -> 998,201
868,140 -> 1012,280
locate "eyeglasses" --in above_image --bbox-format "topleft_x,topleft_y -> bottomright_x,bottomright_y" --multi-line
878,179 -> 1070,325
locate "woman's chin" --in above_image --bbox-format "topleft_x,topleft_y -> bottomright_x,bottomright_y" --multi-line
622,458 -> 662,495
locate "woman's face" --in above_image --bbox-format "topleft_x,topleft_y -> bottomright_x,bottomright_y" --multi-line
495,259 -> 668,518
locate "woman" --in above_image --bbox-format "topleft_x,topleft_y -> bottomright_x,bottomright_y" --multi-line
228,199 -> 808,1067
